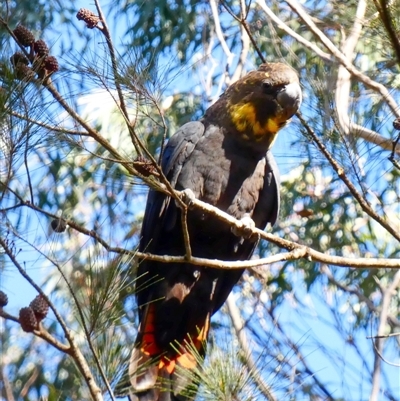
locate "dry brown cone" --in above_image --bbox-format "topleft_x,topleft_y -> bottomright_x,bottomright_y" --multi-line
10,52 -> 29,66
76,8 -> 100,29
0,290 -> 8,307
34,40 -> 49,57
13,25 -> 35,47
133,156 -> 160,177
30,295 -> 49,321
19,307 -> 38,332
14,63 -> 35,81
44,56 -> 59,73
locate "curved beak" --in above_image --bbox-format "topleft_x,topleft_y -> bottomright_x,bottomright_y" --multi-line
277,82 -> 302,119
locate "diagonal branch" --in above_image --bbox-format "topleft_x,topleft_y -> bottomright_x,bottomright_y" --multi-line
227,294 -> 277,401
256,0 -> 332,62
373,0 -> 400,67
0,237 -> 104,401
284,0 -> 400,119
370,269 -> 400,401
6,189 -> 400,270
93,0 -> 142,156
296,112 -> 400,242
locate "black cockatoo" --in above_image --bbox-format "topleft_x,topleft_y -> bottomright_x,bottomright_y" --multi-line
129,62 -> 302,401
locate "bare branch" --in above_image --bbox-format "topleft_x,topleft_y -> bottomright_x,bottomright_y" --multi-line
256,0 -> 332,62
210,0 -> 235,68
0,238 -> 104,401
93,0 -> 142,156
19,367 -> 39,398
227,294 -> 277,401
284,0 -> 400,119
297,112 -> 400,242
372,0 -> 400,66
0,365 -> 16,401
370,269 -> 400,400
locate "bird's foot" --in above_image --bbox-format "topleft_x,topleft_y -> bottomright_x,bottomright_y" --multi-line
180,188 -> 196,207
232,213 -> 256,239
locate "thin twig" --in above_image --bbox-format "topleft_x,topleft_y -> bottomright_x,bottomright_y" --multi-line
284,0 -> 400,118
23,130 -> 34,204
229,0 -> 251,84
0,238 -> 103,401
226,294 -> 277,401
0,365 -> 16,401
221,0 -> 265,63
297,112 -> 400,242
93,0 -> 142,157
255,0 -> 332,62
367,332 -> 400,339
10,110 -> 90,136
373,0 -> 400,66
180,206 -> 192,260
370,269 -> 400,400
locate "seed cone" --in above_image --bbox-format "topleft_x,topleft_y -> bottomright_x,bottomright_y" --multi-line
0,291 -> 8,307
19,307 -> 38,332
44,56 -> 59,73
13,25 -> 35,47
76,8 -> 100,29
34,40 -> 49,57
30,295 -> 49,321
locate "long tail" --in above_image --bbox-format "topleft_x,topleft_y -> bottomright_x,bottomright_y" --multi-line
129,304 -> 210,401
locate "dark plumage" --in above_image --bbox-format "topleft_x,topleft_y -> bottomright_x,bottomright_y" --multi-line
129,62 -> 302,401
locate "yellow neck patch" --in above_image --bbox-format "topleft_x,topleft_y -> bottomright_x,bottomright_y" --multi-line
229,102 -> 280,142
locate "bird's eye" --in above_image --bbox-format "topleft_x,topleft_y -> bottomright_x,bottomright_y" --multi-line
262,82 -> 275,94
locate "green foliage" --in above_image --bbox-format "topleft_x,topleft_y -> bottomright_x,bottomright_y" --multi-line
1,0 -> 400,400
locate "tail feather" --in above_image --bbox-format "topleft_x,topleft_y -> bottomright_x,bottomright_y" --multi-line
130,305 -> 211,401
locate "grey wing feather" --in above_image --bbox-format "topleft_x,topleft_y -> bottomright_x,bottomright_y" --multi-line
252,151 -> 280,229
138,121 -> 205,254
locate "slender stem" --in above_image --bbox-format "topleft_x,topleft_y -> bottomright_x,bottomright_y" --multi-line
284,0 -> 400,117
93,0 -> 142,156
0,238 -> 103,401
297,112 -> 400,243
227,295 -> 277,401
370,270 -> 400,400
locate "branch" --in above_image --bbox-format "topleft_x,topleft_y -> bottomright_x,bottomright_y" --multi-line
373,0 -> 400,66
226,294 -> 277,401
9,227 -> 115,401
370,269 -> 400,400
255,0 -> 399,153
284,0 -> 400,119
93,0 -> 142,156
255,0 -> 333,62
0,305 -> 70,354
19,367 -> 39,398
0,365 -> 16,401
230,0 -> 251,83
296,112 -> 400,242
4,190 -> 400,270
221,0 -> 265,63
0,238 -> 104,401
210,0 -> 235,68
